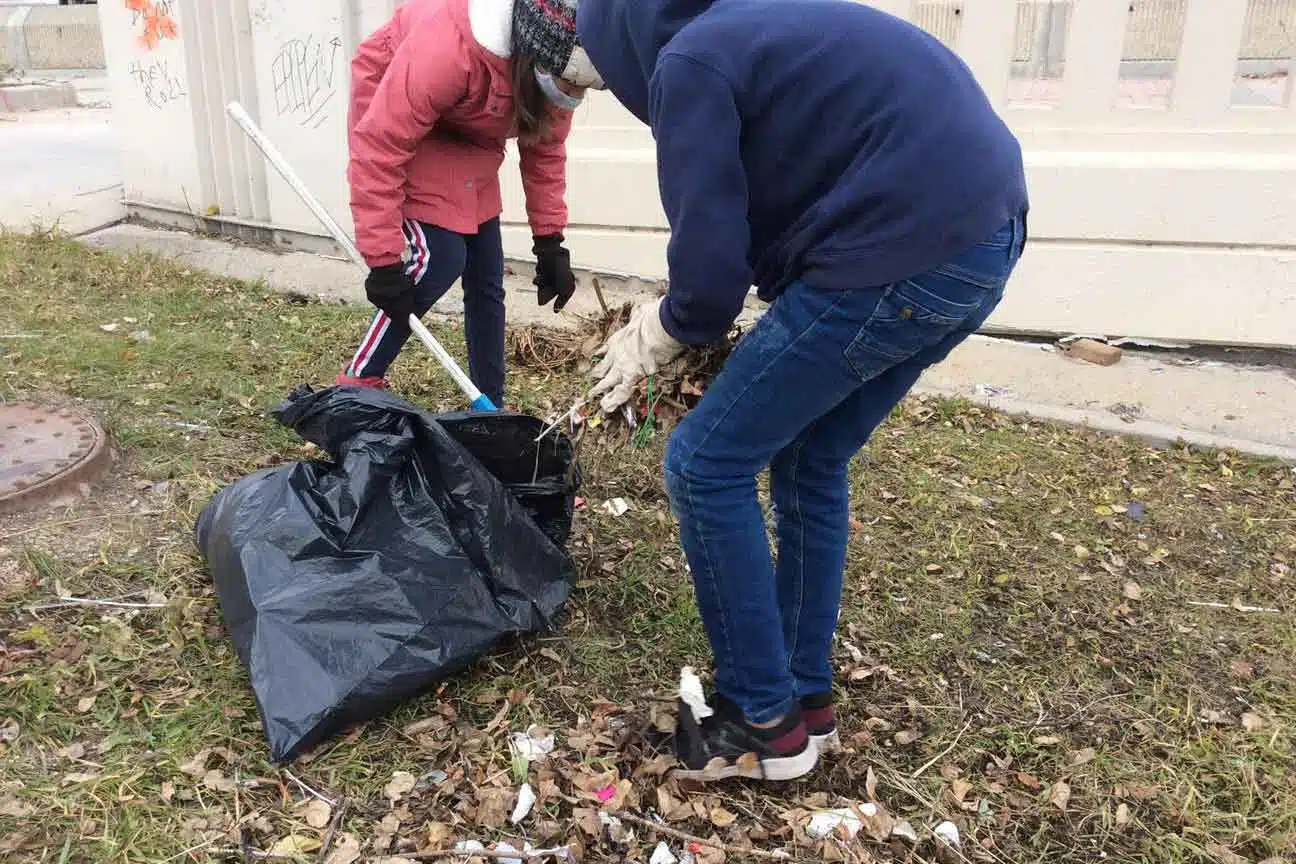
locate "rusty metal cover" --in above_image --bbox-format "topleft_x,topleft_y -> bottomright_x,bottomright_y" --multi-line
0,402 -> 111,516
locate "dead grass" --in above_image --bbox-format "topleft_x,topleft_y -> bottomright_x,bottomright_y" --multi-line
1,233 -> 1294,864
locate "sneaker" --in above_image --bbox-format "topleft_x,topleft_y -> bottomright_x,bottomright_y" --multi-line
674,693 -> 819,782
334,372 -> 389,389
800,693 -> 841,755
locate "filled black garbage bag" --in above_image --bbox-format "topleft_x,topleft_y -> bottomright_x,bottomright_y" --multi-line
194,385 -> 579,762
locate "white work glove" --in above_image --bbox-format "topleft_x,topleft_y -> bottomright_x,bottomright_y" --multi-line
589,298 -> 686,413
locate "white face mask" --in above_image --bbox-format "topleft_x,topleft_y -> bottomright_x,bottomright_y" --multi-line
535,69 -> 584,111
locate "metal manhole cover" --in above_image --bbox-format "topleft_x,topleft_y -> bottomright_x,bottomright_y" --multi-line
0,402 -> 111,516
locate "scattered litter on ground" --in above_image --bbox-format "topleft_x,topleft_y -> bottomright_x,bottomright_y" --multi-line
679,667 -> 713,721
973,384 -> 1015,399
806,809 -> 863,840
510,782 -> 537,824
510,725 -> 556,762
602,497 -> 630,517
650,841 -> 679,864
933,820 -> 961,848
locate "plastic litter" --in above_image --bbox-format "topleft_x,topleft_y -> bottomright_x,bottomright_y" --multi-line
679,667 -> 713,721
510,725 -> 557,762
196,385 -> 580,761
650,842 -> 678,864
807,809 -> 865,840
934,820 -> 961,848
511,783 -> 537,824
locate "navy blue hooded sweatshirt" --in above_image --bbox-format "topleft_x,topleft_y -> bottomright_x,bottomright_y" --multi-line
575,0 -> 1029,344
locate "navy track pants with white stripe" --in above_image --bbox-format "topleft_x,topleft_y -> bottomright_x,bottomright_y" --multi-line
345,217 -> 506,407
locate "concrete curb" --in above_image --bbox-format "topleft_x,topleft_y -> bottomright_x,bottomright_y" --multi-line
917,384 -> 1296,464
0,81 -> 77,112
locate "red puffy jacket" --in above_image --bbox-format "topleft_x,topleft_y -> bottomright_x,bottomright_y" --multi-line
348,0 -> 572,267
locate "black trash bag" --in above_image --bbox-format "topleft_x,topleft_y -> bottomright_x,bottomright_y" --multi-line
194,385 -> 579,762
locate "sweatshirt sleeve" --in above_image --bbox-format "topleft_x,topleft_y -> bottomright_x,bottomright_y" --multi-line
348,27 -> 468,267
517,106 -> 573,237
649,54 -> 753,345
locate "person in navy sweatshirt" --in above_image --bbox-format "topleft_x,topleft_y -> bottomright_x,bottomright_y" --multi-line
578,0 -> 1029,781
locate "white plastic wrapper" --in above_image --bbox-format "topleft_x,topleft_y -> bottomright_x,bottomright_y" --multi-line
679,667 -> 713,721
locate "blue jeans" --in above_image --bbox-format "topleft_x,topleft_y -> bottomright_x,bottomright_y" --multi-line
347,217 -> 506,407
664,214 -> 1027,723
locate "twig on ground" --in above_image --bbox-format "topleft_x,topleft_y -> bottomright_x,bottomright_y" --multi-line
911,718 -> 974,779
27,594 -> 168,612
316,798 -> 347,864
1187,600 -> 1281,614
591,277 -> 610,317
9,510 -> 166,539
0,333 -> 39,339
281,769 -> 337,808
610,811 -> 794,860
403,850 -> 558,862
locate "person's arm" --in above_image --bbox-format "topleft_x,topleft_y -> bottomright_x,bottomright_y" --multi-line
348,27 -> 468,267
517,106 -> 574,237
650,53 -> 753,345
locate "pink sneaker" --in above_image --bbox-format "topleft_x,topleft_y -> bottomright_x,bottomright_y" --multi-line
334,372 -> 389,389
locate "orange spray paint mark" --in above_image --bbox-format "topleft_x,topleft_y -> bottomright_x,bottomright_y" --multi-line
125,0 -> 179,51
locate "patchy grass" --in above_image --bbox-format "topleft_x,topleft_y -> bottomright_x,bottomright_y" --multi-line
1,232 -> 1294,864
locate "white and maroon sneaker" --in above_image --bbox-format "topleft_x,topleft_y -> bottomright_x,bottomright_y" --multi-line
801,693 -> 841,755
673,692 -> 819,782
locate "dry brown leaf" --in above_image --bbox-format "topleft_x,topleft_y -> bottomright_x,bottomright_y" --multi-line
574,807 -> 602,838
1122,581 -> 1144,601
949,779 -> 973,804
475,787 -> 512,829
179,749 -> 211,778
1241,712 -> 1266,732
893,729 -> 922,746
1204,844 -> 1250,864
856,804 -> 895,842
636,755 -> 676,778
865,765 -> 879,801
75,696 -> 97,714
0,796 -> 33,818
695,838 -> 726,864
384,770 -> 417,803
424,823 -> 453,850
373,813 -> 402,853
657,787 -> 690,823
710,807 -> 738,829
56,743 -> 85,761
1032,735 -> 1061,747
1016,772 -> 1042,790
939,764 -> 961,781
270,835 -> 321,856
160,782 -> 175,803
61,772 -> 100,785
1228,659 -> 1255,680
1072,747 -> 1097,766
1114,803 -> 1132,827
323,833 -> 362,864
201,770 -> 236,793
1049,781 -> 1072,812
303,799 -> 332,829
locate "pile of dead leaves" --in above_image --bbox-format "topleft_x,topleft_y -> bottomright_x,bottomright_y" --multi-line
507,300 -> 740,441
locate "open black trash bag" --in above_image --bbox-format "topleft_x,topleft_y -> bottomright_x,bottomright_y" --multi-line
195,385 -> 579,762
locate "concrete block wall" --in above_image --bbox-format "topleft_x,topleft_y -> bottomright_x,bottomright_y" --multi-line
1,4 -> 104,71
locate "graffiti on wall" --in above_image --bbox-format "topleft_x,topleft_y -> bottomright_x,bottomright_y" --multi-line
124,0 -> 179,51
270,35 -> 343,128
129,58 -> 186,109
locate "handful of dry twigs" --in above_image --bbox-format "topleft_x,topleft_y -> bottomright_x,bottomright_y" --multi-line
506,291 -> 741,442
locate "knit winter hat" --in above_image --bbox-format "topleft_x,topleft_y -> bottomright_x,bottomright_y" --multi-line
513,0 -> 604,88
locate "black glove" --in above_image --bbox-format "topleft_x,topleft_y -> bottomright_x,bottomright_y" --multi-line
533,234 -> 576,313
365,263 -> 417,320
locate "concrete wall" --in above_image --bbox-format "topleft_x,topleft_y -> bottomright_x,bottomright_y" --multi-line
1,4 -> 103,70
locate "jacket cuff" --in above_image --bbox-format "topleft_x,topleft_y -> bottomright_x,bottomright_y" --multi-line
365,252 -> 403,269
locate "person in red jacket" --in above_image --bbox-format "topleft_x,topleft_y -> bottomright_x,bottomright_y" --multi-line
339,0 -> 602,408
